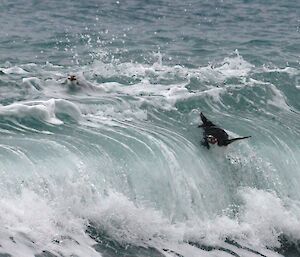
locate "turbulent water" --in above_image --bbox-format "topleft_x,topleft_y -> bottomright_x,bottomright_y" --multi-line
0,0 -> 300,256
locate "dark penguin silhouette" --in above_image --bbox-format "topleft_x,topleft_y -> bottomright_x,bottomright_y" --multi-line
199,112 -> 251,149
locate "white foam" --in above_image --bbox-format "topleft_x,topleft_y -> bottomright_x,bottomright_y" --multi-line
0,66 -> 28,75
0,52 -> 256,116
85,191 -> 183,247
266,84 -> 291,111
185,187 -> 300,253
0,175 -> 298,257
22,77 -> 43,92
75,51 -> 256,112
262,66 -> 299,76
0,99 -> 81,125
0,189 -> 100,257
213,51 -> 254,78
238,188 -> 300,247
75,187 -> 300,256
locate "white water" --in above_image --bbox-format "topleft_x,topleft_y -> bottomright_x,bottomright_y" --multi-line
0,53 -> 299,257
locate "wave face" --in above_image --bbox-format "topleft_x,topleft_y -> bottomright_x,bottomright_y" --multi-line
1,0 -> 300,256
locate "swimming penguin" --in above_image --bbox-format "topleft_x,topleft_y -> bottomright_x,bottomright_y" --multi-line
199,112 -> 251,149
62,74 -> 101,91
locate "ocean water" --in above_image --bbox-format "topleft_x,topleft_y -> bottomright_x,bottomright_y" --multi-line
0,0 -> 300,256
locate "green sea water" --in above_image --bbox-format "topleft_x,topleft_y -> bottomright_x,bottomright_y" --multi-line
0,0 -> 300,256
